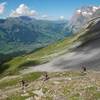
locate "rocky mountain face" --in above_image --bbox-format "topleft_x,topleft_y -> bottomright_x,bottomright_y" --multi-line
77,17 -> 100,49
70,6 -> 100,33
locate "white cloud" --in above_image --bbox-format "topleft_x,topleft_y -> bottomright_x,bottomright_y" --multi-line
10,4 -> 37,17
88,12 -> 93,16
76,9 -> 81,14
82,11 -> 88,16
81,11 -> 93,16
60,16 -> 64,20
92,6 -> 99,12
41,14 -> 48,19
0,2 -> 6,14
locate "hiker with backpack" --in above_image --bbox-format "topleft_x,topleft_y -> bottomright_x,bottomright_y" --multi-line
81,65 -> 87,74
20,79 -> 28,93
43,72 -> 49,81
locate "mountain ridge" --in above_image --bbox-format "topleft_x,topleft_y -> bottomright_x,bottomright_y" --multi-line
70,5 -> 100,32
0,17 -> 100,75
0,16 -> 72,54
0,6 -> 100,75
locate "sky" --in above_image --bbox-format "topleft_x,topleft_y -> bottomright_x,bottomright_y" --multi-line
0,0 -> 100,20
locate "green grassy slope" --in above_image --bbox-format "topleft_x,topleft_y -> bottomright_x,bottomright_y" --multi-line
0,27 -> 88,75
1,30 -> 86,75
1,18 -> 100,75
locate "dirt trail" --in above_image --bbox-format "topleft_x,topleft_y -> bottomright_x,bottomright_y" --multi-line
0,71 -> 100,100
0,75 -> 79,98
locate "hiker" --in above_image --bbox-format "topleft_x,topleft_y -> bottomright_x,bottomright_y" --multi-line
20,80 -> 28,93
81,65 -> 87,73
43,72 -> 49,81
21,80 -> 25,90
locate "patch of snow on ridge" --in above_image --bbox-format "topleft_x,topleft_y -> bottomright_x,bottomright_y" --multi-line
77,10 -> 82,14
76,6 -> 100,17
92,6 -> 100,12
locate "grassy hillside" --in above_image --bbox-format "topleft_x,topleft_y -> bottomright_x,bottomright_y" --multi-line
1,18 -> 100,75
1,30 -> 85,75
0,25 -> 88,75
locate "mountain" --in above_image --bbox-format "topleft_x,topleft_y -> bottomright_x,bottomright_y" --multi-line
1,7 -> 100,74
1,6 -> 99,55
0,16 -> 72,54
77,17 -> 100,47
70,6 -> 100,32
1,16 -> 100,75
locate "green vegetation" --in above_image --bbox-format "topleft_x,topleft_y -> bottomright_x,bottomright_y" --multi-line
50,71 -> 83,78
1,17 -> 100,76
0,17 -> 70,54
0,72 -> 42,89
1,32 -> 83,75
0,71 -> 100,100
7,95 -> 29,100
0,17 -> 72,75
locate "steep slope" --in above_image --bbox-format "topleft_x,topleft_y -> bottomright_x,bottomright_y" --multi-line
77,17 -> 100,45
2,17 -> 100,74
70,6 -> 100,32
51,17 -> 100,71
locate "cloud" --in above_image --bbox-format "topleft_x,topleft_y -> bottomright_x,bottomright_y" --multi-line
82,11 -> 93,16
60,16 -> 64,20
41,14 -> 48,19
92,6 -> 100,12
0,2 -> 7,14
76,9 -> 81,14
10,4 -> 37,17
